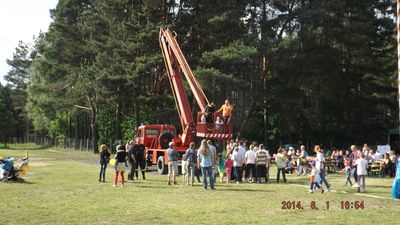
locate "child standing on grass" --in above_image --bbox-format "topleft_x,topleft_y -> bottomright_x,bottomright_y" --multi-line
342,157 -> 353,186
225,154 -> 233,183
309,161 -> 324,193
217,153 -> 225,183
114,145 -> 127,187
355,153 -> 368,193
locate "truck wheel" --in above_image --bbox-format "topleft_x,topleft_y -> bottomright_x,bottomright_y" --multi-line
157,156 -> 167,174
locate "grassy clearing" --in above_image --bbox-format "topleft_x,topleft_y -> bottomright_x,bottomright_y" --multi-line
0,144 -> 399,225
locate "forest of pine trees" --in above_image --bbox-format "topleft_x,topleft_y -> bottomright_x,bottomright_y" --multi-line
1,0 -> 398,151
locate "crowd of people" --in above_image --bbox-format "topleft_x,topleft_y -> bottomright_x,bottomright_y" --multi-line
97,138 -> 399,194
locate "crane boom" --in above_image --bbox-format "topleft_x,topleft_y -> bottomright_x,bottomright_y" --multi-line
159,29 -> 196,146
160,29 -> 209,112
159,28 -> 233,143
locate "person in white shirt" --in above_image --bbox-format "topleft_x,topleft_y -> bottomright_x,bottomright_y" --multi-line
215,116 -> 223,131
245,144 -> 257,182
232,141 -> 246,183
355,154 -> 368,193
252,141 -> 259,152
315,145 -> 330,192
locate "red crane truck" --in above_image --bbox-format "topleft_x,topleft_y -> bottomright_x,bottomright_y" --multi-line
135,28 -> 232,174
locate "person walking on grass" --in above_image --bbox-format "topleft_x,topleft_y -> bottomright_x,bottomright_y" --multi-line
99,144 -> 110,182
342,157 -> 353,186
350,145 -> 361,186
355,153 -> 368,193
198,139 -> 215,190
308,161 -> 324,193
167,142 -> 179,185
114,145 -> 127,187
315,145 -> 330,192
276,148 -> 287,183
185,142 -> 197,186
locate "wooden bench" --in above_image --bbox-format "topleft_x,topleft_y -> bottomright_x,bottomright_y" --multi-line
369,162 -> 382,177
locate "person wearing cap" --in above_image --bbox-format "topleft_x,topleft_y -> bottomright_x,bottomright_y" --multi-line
167,142 -> 179,185
114,145 -> 127,187
216,99 -> 233,124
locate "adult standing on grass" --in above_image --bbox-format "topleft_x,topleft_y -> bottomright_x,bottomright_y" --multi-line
245,144 -> 256,182
133,139 -> 146,180
207,140 -> 217,182
127,141 -> 136,181
255,144 -> 268,183
99,144 -> 110,182
276,148 -> 287,183
232,146 -> 245,183
167,142 -> 179,185
315,145 -> 330,192
298,145 -> 308,176
355,153 -> 368,193
198,139 -> 215,190
185,142 -> 197,185
114,145 -> 127,187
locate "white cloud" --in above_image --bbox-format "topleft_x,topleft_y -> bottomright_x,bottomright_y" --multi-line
0,0 -> 58,85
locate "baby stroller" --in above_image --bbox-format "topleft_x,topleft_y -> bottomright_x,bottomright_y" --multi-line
0,157 -> 30,182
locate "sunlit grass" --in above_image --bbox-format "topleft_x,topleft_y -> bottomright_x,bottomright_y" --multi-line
0,145 -> 398,225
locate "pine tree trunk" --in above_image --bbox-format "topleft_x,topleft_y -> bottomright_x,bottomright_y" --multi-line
87,94 -> 98,153
115,101 -> 122,140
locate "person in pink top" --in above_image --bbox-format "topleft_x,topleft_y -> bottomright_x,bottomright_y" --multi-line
225,154 -> 233,183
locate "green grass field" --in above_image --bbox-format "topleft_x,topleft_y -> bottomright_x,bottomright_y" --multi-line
0,144 -> 399,225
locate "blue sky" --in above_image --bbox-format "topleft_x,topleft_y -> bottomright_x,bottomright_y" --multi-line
0,0 -> 58,85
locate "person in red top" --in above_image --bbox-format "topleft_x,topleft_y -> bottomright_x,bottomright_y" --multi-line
224,154 -> 233,183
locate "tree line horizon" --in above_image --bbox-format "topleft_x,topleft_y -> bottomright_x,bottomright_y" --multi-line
0,0 -> 397,152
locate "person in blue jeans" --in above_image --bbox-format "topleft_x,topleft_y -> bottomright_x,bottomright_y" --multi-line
98,144 -> 110,182
315,145 -> 330,192
197,139 -> 215,190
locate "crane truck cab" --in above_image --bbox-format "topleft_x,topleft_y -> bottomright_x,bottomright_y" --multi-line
135,124 -> 186,174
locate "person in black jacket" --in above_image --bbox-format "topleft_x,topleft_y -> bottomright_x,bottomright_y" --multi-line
114,145 -> 127,187
133,139 -> 146,180
127,141 -> 137,181
99,144 -> 110,182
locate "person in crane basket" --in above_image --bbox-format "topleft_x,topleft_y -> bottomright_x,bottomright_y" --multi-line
216,99 -> 233,124
204,102 -> 216,124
